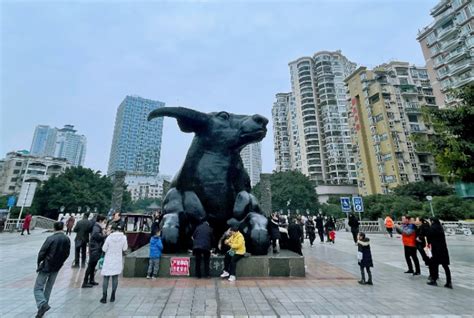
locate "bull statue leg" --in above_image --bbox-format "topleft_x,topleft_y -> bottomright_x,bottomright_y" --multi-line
232,191 -> 269,255
160,188 -> 206,253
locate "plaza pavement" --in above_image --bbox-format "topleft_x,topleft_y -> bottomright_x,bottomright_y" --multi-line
0,229 -> 473,317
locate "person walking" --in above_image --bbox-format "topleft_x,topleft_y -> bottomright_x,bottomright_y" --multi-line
72,212 -> 92,268
82,215 -> 107,288
384,215 -> 394,238
192,220 -> 213,278
268,212 -> 281,253
220,224 -> 246,282
427,218 -> 452,288
415,217 -> 431,266
100,224 -> 128,303
21,213 -> 33,235
288,218 -> 303,255
324,217 -> 335,243
348,213 -> 360,244
33,222 -> 70,318
357,232 -> 373,285
305,216 -> 316,247
147,230 -> 163,279
66,215 -> 75,236
315,214 -> 324,243
395,216 -> 420,275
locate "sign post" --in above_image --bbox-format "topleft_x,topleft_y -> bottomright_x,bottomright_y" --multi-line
340,197 -> 351,213
352,196 -> 364,221
16,182 -> 37,228
6,196 -> 16,219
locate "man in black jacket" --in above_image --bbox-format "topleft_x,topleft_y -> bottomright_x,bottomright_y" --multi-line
34,222 -> 70,318
72,212 -> 92,268
82,214 -> 107,287
348,213 -> 360,245
288,218 -> 303,255
192,220 -> 213,278
315,214 -> 324,243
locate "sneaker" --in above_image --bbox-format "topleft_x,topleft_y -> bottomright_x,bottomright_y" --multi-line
146,275 -> 151,279
220,271 -> 230,278
228,275 -> 236,282
36,303 -> 51,318
152,276 -> 157,280
82,283 -> 93,288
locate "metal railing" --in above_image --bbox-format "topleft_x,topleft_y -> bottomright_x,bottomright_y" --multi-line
2,216 -> 56,232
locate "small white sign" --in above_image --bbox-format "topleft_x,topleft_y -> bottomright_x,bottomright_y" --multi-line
16,182 -> 37,207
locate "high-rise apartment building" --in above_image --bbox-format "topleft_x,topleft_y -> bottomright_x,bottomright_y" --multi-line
272,93 -> 291,172
417,0 -> 474,107
107,95 -> 165,176
30,124 -> 87,166
282,50 -> 357,185
240,142 -> 262,187
345,62 -> 440,195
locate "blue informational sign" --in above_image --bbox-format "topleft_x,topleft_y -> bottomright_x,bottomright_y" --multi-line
352,196 -> 364,213
7,196 -> 16,208
340,197 -> 351,213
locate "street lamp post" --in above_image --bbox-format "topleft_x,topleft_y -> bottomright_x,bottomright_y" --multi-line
426,196 -> 435,217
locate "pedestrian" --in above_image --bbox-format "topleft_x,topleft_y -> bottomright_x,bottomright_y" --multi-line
427,217 -> 452,288
305,216 -> 316,247
357,232 -> 373,285
395,216 -> 420,275
348,213 -> 360,244
268,212 -> 281,253
288,218 -> 303,255
100,223 -> 128,303
107,211 -> 125,232
150,212 -> 161,236
21,213 -> 33,235
82,214 -> 107,288
324,216 -> 335,243
315,214 -> 324,243
297,215 -> 305,243
33,221 -> 70,318
147,230 -> 163,279
66,215 -> 75,236
72,212 -> 92,268
384,215 -> 394,238
192,219 -> 213,278
220,224 -> 246,282
415,217 -> 431,266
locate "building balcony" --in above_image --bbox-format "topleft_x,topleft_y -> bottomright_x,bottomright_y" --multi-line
452,74 -> 474,89
449,61 -> 473,76
445,47 -> 469,64
438,24 -> 458,41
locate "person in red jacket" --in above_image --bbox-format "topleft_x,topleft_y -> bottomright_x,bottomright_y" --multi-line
395,215 -> 420,275
21,213 -> 33,235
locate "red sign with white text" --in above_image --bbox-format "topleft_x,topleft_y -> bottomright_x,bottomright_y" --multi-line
170,257 -> 190,276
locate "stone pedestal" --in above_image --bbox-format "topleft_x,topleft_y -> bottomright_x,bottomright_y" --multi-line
123,245 -> 305,278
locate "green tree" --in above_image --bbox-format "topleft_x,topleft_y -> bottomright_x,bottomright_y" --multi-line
393,181 -> 454,201
423,195 -> 474,221
31,167 -> 128,219
416,85 -> 474,182
362,194 -> 423,221
252,171 -> 319,214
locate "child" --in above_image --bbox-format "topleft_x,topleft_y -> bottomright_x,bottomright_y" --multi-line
147,230 -> 163,279
357,232 -> 373,285
329,229 -> 336,244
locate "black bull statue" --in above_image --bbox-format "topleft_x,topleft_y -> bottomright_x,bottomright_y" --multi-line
148,107 -> 270,255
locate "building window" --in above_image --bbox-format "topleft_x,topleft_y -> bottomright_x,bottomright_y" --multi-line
10,177 -> 17,182
15,162 -> 22,167
13,169 -> 20,174
8,186 -> 15,190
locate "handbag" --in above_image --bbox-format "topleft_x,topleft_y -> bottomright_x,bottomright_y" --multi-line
424,246 -> 432,258
227,249 -> 236,257
357,251 -> 363,261
98,256 -> 104,269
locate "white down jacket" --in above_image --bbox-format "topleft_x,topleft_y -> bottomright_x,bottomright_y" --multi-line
101,232 -> 128,276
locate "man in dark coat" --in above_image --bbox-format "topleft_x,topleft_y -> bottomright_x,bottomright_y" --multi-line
34,222 -> 70,318
267,212 -> 281,253
72,212 -> 92,267
427,218 -> 452,288
192,220 -> 213,278
82,214 -> 107,287
288,218 -> 303,255
315,214 -> 324,243
415,217 -> 431,266
305,217 -> 316,247
348,213 -> 360,244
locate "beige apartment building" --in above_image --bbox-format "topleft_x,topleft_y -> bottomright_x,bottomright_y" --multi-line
345,62 -> 440,195
417,0 -> 474,108
0,151 -> 70,195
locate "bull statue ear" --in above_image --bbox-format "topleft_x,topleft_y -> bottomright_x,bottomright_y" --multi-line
148,107 -> 209,133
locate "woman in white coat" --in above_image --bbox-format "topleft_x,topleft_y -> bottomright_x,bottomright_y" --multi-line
100,224 -> 128,304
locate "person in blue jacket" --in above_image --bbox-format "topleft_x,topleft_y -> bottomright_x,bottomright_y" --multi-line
147,230 -> 163,279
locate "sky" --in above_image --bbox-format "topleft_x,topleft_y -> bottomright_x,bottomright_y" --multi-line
1,0 -> 437,177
